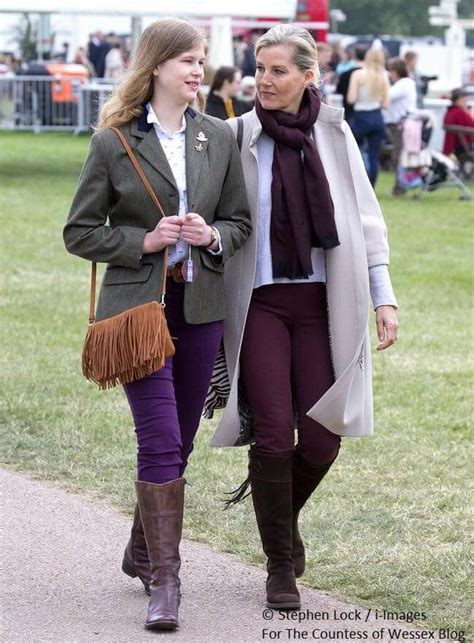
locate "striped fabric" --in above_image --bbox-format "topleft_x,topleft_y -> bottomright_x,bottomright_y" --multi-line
203,343 -> 229,419
203,344 -> 254,446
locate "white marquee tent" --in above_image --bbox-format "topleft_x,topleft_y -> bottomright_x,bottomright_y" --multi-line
0,0 -> 297,16
0,1 -> 302,66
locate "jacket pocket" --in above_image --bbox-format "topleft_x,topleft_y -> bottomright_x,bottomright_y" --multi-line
200,251 -> 224,274
103,262 -> 154,286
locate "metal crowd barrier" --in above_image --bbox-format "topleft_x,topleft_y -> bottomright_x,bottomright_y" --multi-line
0,76 -> 114,133
0,76 -> 452,150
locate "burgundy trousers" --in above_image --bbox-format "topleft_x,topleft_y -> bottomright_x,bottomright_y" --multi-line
124,279 -> 223,484
240,283 -> 341,465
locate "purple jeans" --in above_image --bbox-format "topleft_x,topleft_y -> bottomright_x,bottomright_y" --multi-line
240,283 -> 341,466
124,279 -> 223,484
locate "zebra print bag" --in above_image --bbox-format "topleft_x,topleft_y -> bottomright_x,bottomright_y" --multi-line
203,342 -> 254,446
202,343 -> 229,419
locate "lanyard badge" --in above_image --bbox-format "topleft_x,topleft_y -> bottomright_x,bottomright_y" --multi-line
181,246 -> 198,283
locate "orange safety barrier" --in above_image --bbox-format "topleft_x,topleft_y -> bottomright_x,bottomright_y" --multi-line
46,64 -> 88,103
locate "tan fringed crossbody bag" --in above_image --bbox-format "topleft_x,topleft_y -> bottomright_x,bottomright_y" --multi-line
82,127 -> 175,390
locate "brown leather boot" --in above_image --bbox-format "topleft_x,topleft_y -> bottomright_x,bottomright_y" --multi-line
121,503 -> 151,595
135,478 -> 185,631
292,449 -> 338,578
249,446 -> 301,610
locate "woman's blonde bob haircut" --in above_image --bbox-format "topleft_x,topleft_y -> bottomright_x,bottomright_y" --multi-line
255,24 -> 321,86
98,18 -> 207,130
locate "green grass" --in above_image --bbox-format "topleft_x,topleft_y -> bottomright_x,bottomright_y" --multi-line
1,131 -> 472,634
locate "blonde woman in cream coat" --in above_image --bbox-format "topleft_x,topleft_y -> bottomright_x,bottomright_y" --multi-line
206,24 -> 399,611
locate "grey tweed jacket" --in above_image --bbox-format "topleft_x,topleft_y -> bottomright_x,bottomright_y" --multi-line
64,107 -> 252,324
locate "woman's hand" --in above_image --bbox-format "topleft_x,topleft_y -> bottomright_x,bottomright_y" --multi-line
181,212 -> 213,246
375,305 -> 399,351
142,216 -> 182,254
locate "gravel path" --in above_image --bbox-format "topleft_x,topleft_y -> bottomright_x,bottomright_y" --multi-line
1,468 -> 425,642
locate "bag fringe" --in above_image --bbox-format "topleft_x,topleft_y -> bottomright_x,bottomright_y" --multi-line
82,301 -> 175,390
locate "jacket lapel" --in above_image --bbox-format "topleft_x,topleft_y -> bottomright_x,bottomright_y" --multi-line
247,109 -> 262,163
184,111 -> 212,210
130,119 -> 178,192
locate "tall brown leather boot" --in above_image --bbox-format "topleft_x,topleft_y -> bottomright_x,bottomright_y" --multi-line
135,478 -> 185,631
292,449 -> 338,578
121,503 -> 151,595
249,446 -> 301,610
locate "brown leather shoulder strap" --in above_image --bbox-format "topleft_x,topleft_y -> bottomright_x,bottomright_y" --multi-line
110,127 -> 166,219
89,260 -> 97,324
88,127 -> 169,324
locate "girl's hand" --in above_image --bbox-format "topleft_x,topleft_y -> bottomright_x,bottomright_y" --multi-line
181,212 -> 213,247
142,216 -> 182,254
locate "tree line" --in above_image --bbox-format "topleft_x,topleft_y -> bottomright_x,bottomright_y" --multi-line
333,0 -> 473,37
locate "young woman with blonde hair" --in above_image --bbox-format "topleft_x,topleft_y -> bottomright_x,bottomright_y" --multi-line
347,48 -> 390,185
64,17 -> 251,631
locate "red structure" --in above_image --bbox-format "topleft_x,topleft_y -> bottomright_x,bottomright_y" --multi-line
296,0 -> 329,41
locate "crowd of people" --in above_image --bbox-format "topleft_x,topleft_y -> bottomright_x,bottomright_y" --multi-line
1,27 -> 472,188
201,36 -> 472,193
72,31 -> 129,80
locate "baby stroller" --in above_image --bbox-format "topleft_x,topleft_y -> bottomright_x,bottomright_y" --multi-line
397,112 -> 472,200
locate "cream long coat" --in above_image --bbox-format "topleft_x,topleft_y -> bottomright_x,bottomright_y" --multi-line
210,104 -> 392,447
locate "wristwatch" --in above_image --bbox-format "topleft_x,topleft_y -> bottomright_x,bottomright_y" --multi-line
205,226 -> 218,248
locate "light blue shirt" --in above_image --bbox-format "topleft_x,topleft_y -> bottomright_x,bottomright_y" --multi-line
254,132 -> 397,309
147,104 -> 188,268
146,103 -> 222,268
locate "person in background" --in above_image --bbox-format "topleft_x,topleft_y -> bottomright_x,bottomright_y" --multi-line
383,57 -> 417,195
403,51 -> 423,108
104,42 -> 125,80
205,66 -> 252,120
347,48 -> 390,186
316,42 -> 334,98
241,30 -> 261,77
335,45 -> 356,76
87,31 -> 110,78
233,35 -> 247,70
240,75 -> 257,107
329,42 -> 343,73
442,87 -> 474,157
60,42 -> 70,63
336,45 -> 367,122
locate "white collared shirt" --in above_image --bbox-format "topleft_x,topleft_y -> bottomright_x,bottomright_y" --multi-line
146,103 -> 222,267
147,103 -> 188,267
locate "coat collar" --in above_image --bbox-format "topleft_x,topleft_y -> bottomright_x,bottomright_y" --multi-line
129,105 -> 210,207
129,105 -> 208,196
245,101 -> 344,149
130,104 -> 203,137
184,109 -> 212,210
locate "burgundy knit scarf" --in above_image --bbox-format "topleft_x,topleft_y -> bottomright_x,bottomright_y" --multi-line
256,86 -> 340,279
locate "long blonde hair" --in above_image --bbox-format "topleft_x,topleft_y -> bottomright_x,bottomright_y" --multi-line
362,49 -> 389,100
98,18 -> 207,130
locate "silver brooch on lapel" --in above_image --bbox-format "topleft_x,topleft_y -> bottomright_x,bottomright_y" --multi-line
196,131 -> 208,142
195,143 -> 204,152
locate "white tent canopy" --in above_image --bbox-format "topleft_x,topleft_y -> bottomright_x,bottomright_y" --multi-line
0,1 -> 301,67
0,0 -> 297,18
